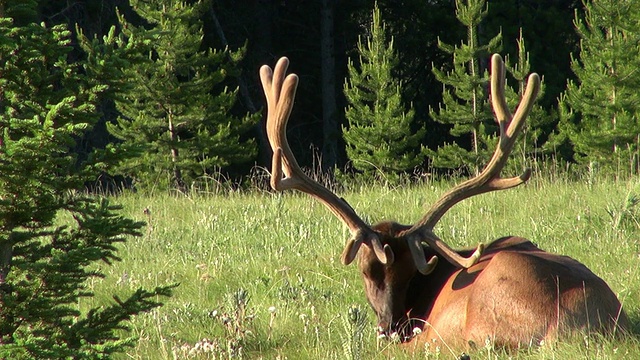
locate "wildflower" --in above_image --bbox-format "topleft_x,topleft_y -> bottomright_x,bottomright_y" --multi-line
299,313 -> 309,333
389,332 -> 400,342
347,305 -> 362,323
116,272 -> 129,285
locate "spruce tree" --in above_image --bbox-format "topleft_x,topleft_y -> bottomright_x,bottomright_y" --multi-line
108,0 -> 258,192
504,31 -> 553,171
0,2 -> 172,358
429,0 -> 502,173
343,4 -> 426,181
558,0 -> 640,174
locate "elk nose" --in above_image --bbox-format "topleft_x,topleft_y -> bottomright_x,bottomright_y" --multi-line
376,322 -> 389,333
376,323 -> 390,338
377,322 -> 403,342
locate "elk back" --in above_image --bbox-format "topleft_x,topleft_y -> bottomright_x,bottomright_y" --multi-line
416,236 -> 629,349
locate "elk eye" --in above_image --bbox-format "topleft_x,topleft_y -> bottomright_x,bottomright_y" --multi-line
363,262 -> 384,279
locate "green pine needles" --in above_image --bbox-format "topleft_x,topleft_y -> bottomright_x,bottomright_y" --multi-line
430,0 -> 502,174
558,0 -> 640,175
343,4 -> 426,182
0,3 -> 173,358
107,0 -> 258,192
503,31 -> 553,173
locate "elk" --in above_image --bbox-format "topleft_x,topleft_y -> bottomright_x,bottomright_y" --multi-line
259,54 -> 629,350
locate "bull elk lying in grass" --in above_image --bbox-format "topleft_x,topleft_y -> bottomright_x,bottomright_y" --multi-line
259,54 -> 629,350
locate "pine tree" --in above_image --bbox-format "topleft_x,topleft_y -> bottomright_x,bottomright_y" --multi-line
504,30 -> 554,171
108,0 -> 258,192
558,0 -> 640,175
343,4 -> 426,181
0,2 -> 173,358
429,0 -> 502,173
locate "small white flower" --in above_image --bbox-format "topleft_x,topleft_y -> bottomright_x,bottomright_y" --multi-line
412,327 -> 422,336
389,332 -> 400,342
485,336 -> 492,347
268,306 -> 277,313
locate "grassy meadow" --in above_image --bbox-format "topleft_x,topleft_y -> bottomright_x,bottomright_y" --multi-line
82,173 -> 640,359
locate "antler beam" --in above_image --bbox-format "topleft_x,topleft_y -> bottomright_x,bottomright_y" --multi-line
260,57 -> 393,266
260,54 -> 540,276
402,54 -> 540,272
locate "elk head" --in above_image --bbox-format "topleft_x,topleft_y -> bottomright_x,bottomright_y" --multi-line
260,54 -> 540,340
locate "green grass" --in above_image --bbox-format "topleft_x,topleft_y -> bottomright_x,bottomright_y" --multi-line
83,175 -> 640,359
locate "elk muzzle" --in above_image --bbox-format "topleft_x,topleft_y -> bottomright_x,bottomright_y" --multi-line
376,315 -> 421,343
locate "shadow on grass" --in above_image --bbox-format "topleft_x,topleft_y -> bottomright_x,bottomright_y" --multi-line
625,309 -> 640,338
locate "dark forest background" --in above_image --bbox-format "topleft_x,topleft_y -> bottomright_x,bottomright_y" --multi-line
39,0 -> 582,181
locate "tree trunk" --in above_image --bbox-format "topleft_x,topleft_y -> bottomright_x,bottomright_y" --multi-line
0,232 -> 15,342
168,111 -> 186,192
320,0 -> 338,172
0,237 -> 12,287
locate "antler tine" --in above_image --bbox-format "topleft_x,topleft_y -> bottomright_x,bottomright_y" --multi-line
402,54 -> 540,271
260,57 -> 394,266
484,53 -> 539,188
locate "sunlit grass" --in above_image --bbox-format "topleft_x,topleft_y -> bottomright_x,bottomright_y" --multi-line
82,174 -> 640,359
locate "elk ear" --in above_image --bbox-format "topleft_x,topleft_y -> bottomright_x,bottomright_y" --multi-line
341,239 -> 359,265
381,243 -> 394,264
341,239 -> 394,265
420,256 -> 439,275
